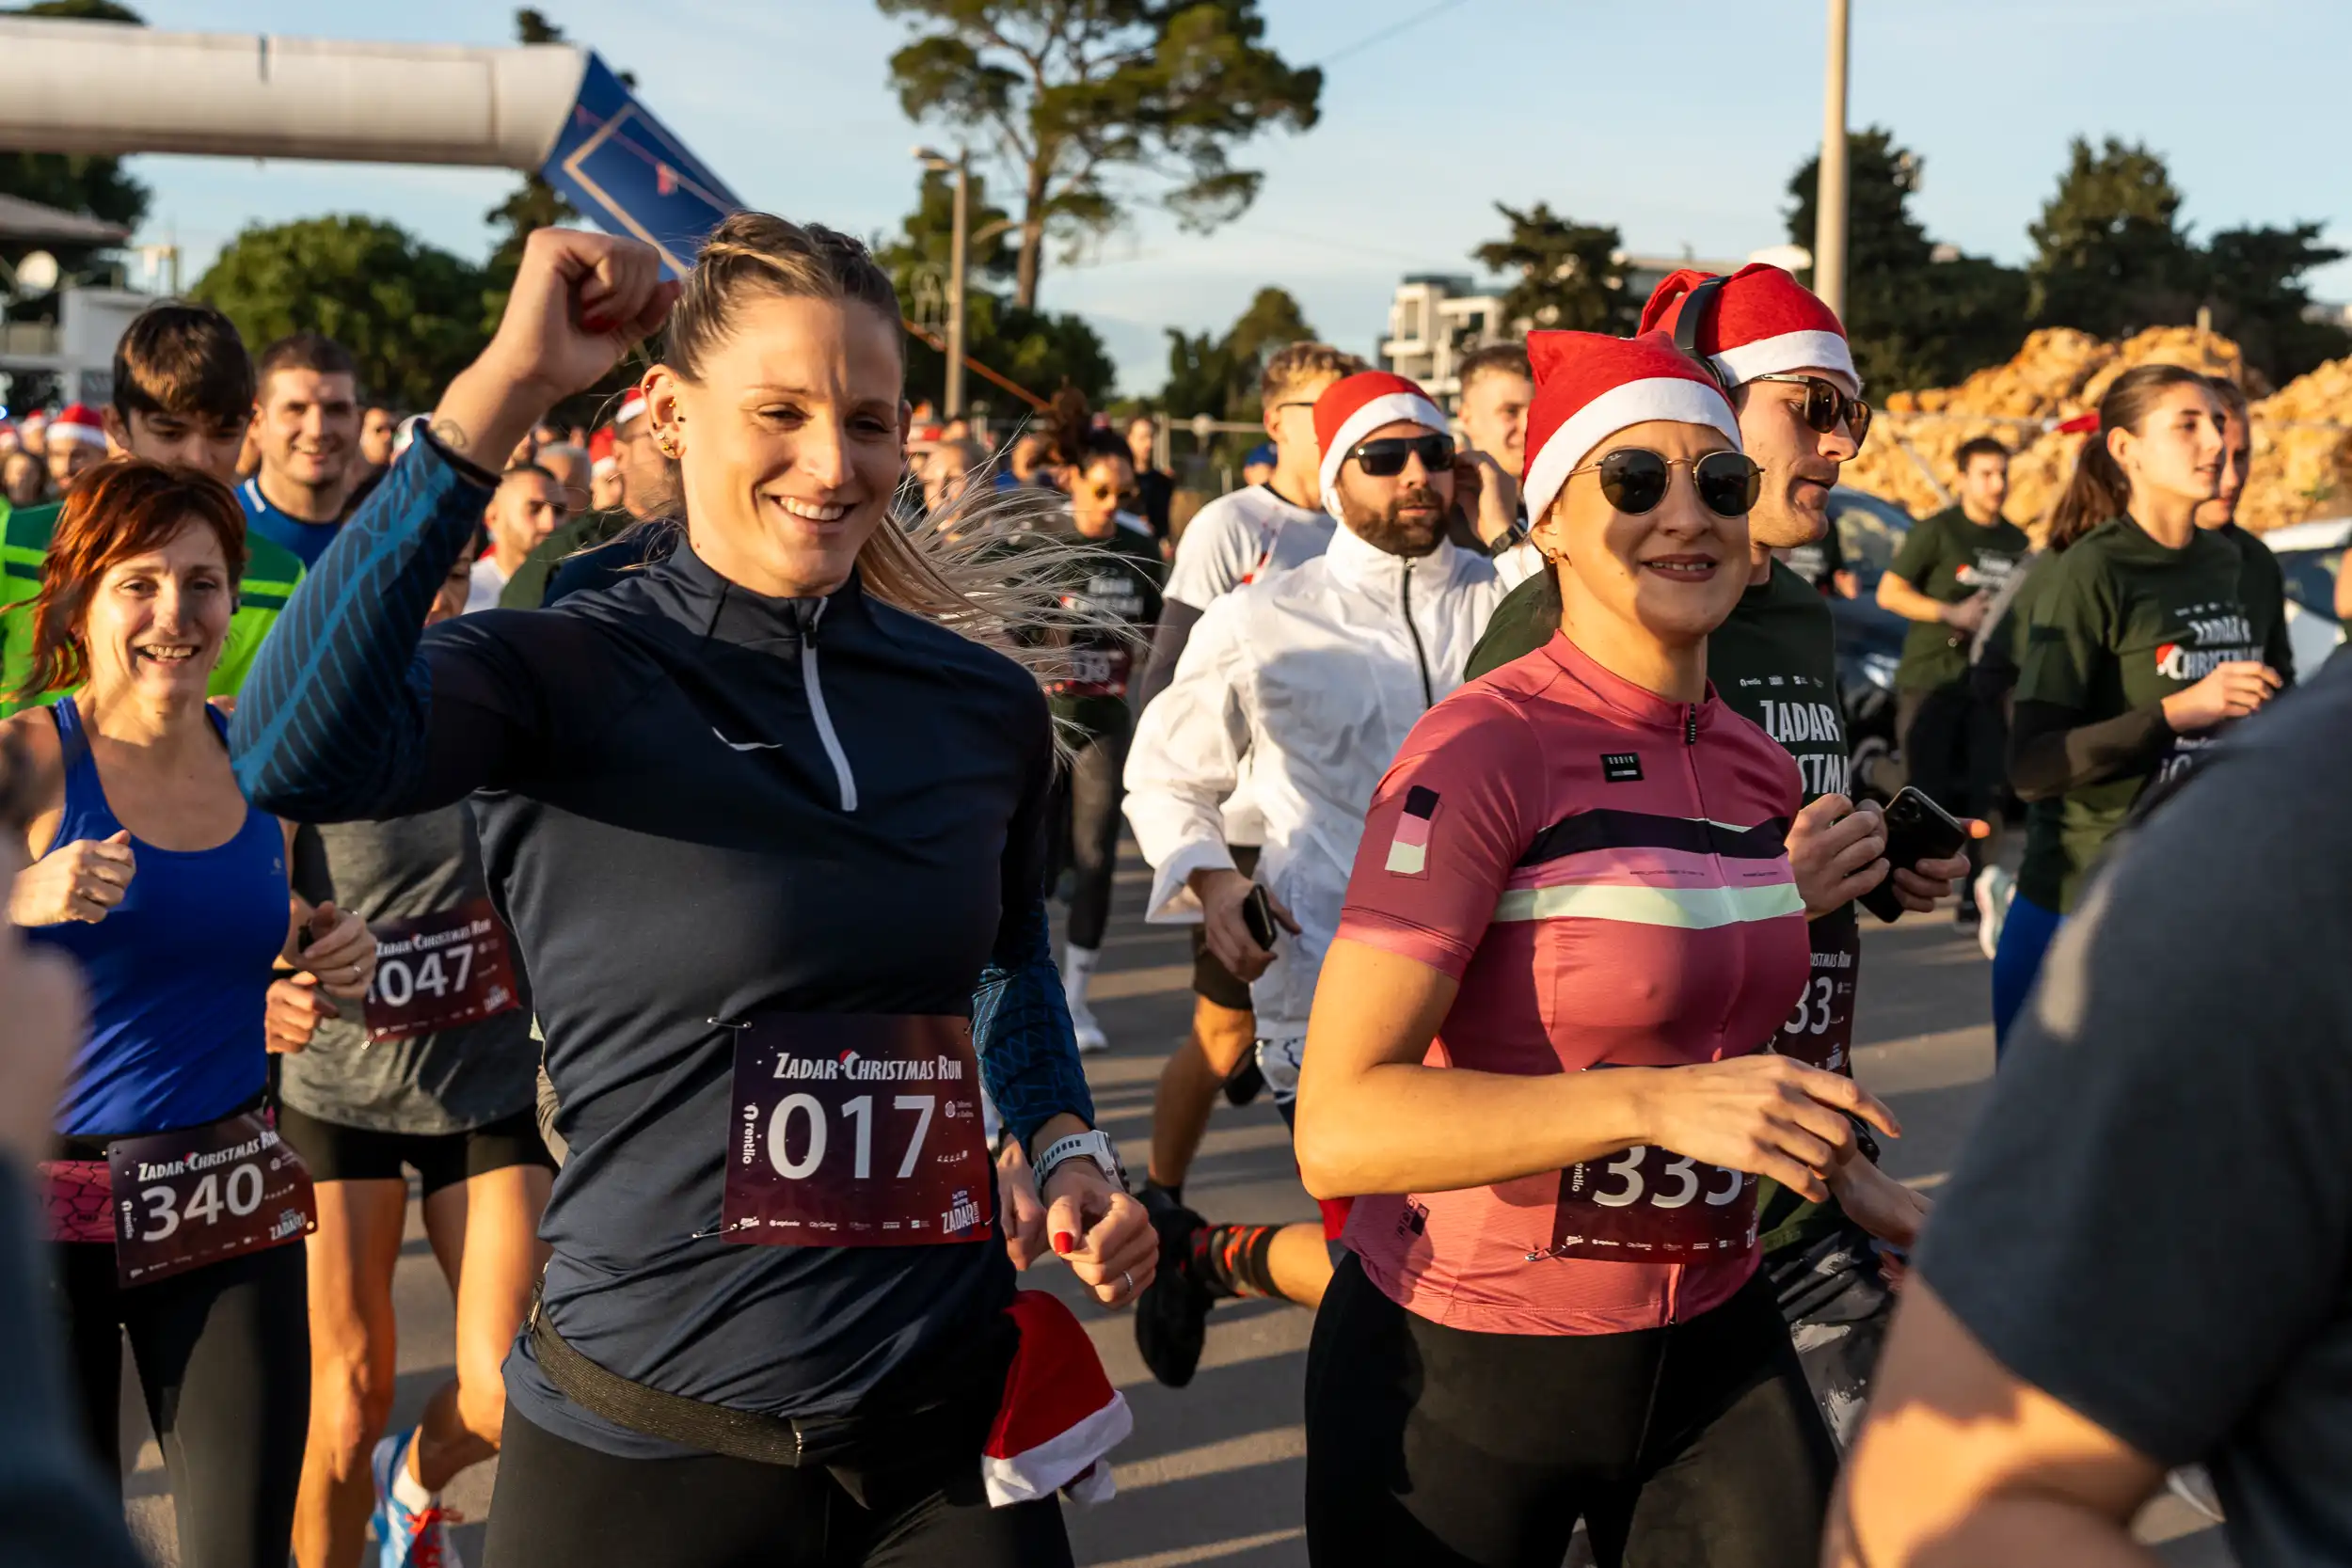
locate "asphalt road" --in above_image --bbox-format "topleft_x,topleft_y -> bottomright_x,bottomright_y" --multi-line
116,851 -> 2233,1566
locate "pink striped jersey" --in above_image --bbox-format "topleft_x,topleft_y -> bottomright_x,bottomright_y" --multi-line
1334,632 -> 1809,1336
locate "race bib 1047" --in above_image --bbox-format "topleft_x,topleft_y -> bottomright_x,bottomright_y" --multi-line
108,1112 -> 316,1287
361,897 -> 522,1044
720,1014 -> 993,1248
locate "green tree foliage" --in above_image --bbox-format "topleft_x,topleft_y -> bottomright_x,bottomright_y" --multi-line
1160,285 -> 1312,420
2204,222 -> 2352,387
0,0 -> 151,276
876,166 -> 1020,292
2026,136 -> 2204,339
1785,129 -> 2027,393
193,217 -> 488,410
1474,202 -> 1635,336
881,0 -> 1321,310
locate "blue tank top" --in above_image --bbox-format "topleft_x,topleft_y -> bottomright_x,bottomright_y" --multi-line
30,700 -> 289,1138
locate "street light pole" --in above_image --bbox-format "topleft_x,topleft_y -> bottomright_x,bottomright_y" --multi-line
1812,0 -> 1851,317
945,150 -> 969,420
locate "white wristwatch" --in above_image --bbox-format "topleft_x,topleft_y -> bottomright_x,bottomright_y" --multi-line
1033,1130 -> 1125,1192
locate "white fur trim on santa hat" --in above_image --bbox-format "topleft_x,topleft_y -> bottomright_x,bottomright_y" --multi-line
1317,390 -> 1448,522
1711,330 -> 1858,394
615,389 -> 647,426
592,454 -> 617,477
1522,378 -> 1743,526
50,410 -> 106,447
982,1391 -> 1132,1508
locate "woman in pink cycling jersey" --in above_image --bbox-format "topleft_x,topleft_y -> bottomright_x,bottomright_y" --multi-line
1294,331 -> 1899,1568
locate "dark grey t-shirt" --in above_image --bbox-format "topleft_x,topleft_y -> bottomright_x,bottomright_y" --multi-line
278,807 -> 537,1134
1918,662 -> 2352,1567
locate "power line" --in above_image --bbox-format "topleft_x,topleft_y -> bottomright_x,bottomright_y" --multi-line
1311,0 -> 1475,69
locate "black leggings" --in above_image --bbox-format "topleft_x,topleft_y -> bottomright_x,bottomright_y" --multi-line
1899,683 -> 2006,890
1305,1255 -> 1835,1568
54,1238 -> 310,1568
1049,723 -> 1128,952
485,1406 -> 1073,1568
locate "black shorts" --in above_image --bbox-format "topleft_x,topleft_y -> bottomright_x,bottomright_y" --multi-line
277,1104 -> 555,1198
1189,844 -> 1260,1011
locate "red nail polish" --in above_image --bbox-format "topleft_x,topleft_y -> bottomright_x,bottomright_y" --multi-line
1052,1231 -> 1075,1256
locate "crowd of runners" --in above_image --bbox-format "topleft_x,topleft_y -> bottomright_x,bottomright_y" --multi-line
0,204 -> 2335,1568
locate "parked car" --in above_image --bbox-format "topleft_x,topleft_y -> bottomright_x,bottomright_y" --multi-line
2260,515 -> 2350,676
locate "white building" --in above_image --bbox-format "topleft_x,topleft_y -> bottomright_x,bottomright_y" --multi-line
1381,249 -> 1785,408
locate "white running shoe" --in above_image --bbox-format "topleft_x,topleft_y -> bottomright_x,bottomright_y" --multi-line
1975,865 -> 2013,963
1069,995 -> 1108,1054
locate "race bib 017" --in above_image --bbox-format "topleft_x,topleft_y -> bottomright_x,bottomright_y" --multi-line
108,1112 -> 317,1287
362,897 -> 522,1044
720,1013 -> 993,1248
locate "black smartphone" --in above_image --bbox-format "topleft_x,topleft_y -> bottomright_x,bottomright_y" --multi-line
1859,786 -> 1972,923
1241,884 -> 1280,952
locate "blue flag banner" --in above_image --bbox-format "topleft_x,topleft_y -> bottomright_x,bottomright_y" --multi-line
543,55 -> 743,277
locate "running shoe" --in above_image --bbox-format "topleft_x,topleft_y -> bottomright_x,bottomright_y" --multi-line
371,1429 -> 463,1568
1069,994 -> 1108,1054
1134,1190 -> 1213,1388
1974,865 -> 2013,963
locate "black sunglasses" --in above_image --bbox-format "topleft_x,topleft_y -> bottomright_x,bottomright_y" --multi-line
1349,433 -> 1455,478
1562,448 -> 1762,519
1749,373 -> 1871,445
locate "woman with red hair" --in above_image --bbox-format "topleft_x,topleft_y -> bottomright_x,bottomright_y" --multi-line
3,458 -> 376,1568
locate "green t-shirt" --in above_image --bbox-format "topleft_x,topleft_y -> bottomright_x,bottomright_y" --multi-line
2219,523 -> 2296,686
1468,561 -> 1858,1254
0,498 -> 307,716
500,509 -> 633,610
1887,506 -> 2031,692
2015,517 -> 2274,913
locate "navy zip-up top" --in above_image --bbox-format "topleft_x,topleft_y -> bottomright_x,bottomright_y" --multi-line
232,435 -> 1095,1455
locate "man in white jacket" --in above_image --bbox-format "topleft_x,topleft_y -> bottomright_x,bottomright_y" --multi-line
1122,370 -> 1509,1388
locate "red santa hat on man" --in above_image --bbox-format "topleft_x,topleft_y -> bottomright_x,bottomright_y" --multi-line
1637,262 -> 1859,393
48,403 -> 107,449
614,388 -> 647,430
589,425 -> 618,479
1313,371 -> 1449,523
1520,331 -> 1744,526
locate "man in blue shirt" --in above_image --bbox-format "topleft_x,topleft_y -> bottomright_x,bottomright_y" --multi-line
240,333 -> 363,565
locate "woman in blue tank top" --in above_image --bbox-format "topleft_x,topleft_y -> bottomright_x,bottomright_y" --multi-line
3,459 -> 376,1568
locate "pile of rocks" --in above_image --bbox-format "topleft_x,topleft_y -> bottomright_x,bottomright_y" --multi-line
1850,325 -> 2352,537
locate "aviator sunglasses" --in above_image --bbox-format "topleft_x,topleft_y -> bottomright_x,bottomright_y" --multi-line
1561,448 -> 1762,519
1348,433 -> 1456,478
1747,372 -> 1872,445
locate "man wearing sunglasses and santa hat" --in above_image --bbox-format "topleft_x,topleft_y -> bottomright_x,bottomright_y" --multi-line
1120,371 -> 1510,1388
1467,263 -> 1976,1448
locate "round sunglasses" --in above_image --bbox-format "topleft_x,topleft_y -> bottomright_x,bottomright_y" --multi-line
1748,372 -> 1872,445
1561,448 -> 1762,519
1348,433 -> 1455,478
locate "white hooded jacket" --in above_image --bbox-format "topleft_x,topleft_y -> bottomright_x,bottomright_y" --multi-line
1122,521 -> 1508,1040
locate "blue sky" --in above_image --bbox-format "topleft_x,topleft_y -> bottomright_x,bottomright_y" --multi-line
107,0 -> 2352,394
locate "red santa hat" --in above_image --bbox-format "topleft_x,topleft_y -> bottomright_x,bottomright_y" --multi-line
1313,371 -> 1448,522
589,425 -> 618,477
49,404 -> 106,448
1638,263 -> 1858,393
615,388 -> 647,429
1520,331 -> 1743,526
982,1291 -> 1132,1509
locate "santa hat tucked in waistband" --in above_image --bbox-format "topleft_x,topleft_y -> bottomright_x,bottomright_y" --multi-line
1638,263 -> 1858,393
1313,371 -> 1448,522
589,425 -> 618,477
1520,332 -> 1743,527
49,404 -> 106,448
984,1291 -> 1132,1509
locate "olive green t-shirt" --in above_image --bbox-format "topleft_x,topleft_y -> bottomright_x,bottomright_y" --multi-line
2015,518 -> 2274,913
1468,560 -> 1858,1254
0,497 -> 306,715
2218,523 -> 2296,686
499,509 -> 633,610
1888,506 -> 2031,692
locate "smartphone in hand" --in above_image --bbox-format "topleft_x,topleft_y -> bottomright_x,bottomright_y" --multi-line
1242,884 -> 1280,952
1859,787 -> 1972,923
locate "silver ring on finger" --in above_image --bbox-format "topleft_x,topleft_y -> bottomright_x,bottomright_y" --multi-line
1120,1269 -> 1133,1295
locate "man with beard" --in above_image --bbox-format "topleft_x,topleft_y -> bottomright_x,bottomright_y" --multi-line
1122,372 -> 1508,1387
1465,264 -> 1971,1448
501,390 -> 666,608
